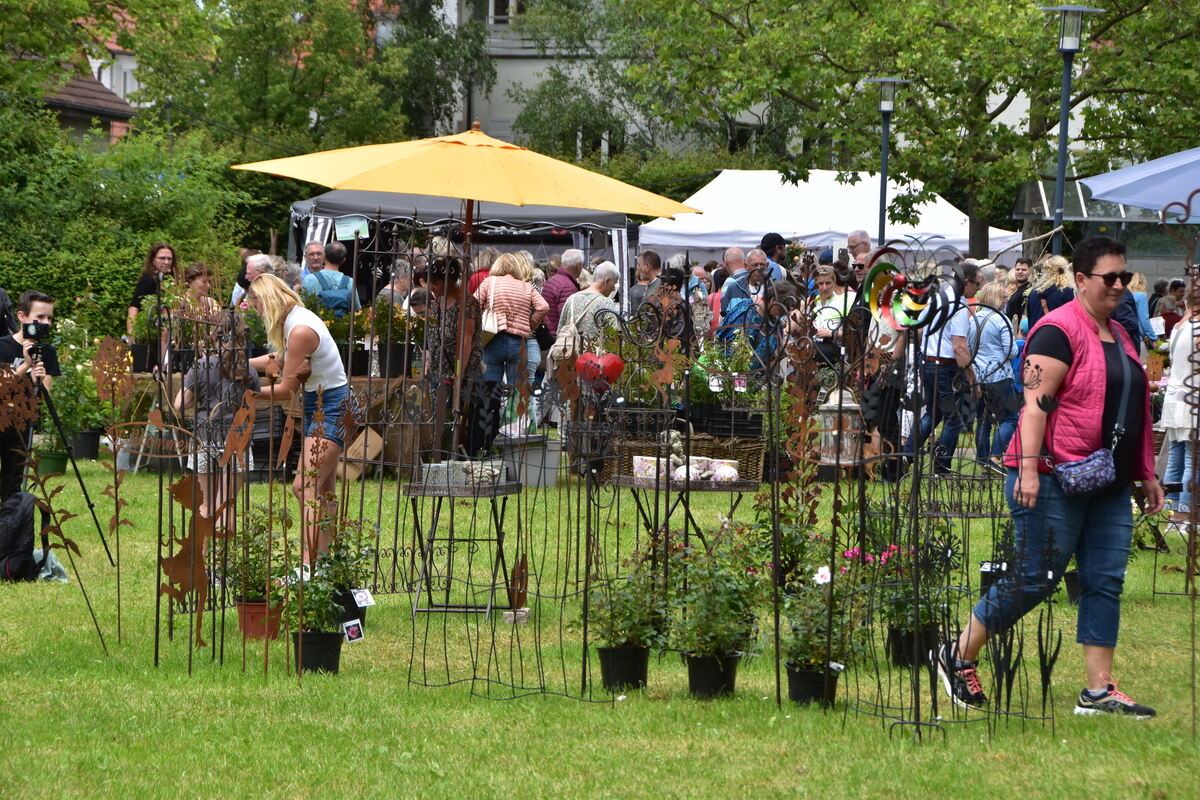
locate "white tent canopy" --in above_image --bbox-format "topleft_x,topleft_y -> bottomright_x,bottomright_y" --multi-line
639,169 -> 1021,258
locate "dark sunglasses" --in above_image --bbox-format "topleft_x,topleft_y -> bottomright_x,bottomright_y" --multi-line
1085,270 -> 1134,288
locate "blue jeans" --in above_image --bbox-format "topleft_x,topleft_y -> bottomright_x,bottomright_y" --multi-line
1165,437 -> 1195,512
482,332 -> 527,385
975,380 -> 1019,460
973,470 -> 1132,647
909,360 -> 965,470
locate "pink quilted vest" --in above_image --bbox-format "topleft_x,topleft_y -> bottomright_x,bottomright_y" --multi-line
1003,298 -> 1153,480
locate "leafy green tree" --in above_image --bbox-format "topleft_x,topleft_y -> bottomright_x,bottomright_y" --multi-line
0,0 -> 128,97
0,101 -> 248,335
517,0 -> 1200,254
126,0 -> 494,245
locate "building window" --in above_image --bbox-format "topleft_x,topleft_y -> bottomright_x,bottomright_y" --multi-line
491,0 -> 524,24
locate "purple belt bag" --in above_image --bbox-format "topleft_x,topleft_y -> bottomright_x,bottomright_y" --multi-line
1050,342 -> 1130,497
1051,448 -> 1116,496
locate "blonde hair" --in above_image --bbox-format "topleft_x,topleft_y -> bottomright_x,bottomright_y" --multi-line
249,274 -> 302,353
1035,255 -> 1072,291
976,281 -> 1007,310
490,252 -> 526,279
1128,272 -> 1147,293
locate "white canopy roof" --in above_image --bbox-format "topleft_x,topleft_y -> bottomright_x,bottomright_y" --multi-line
640,169 -> 1022,256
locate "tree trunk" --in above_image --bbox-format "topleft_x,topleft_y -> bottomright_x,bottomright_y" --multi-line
966,193 -> 990,258
1022,218 -> 1046,261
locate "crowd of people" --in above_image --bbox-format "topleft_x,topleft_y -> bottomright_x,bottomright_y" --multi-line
0,230 -> 1183,718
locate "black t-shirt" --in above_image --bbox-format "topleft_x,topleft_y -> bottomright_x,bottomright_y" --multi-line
1026,325 -> 1145,486
0,335 -> 61,378
130,273 -> 163,310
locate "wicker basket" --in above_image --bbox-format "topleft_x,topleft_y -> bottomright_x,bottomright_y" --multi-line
683,434 -> 766,483
598,439 -> 671,484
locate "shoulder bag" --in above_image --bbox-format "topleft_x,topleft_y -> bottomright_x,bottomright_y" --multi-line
549,294 -> 602,363
479,278 -> 499,346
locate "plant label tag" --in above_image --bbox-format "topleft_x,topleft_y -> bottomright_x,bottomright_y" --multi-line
708,376 -> 724,392
343,619 -> 365,643
352,588 -> 375,607
733,375 -> 748,393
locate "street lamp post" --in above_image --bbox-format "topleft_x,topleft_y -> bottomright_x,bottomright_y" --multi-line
1041,5 -> 1104,255
866,77 -> 908,247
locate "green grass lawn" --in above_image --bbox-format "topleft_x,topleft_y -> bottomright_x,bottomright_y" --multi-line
1,459 -> 1197,799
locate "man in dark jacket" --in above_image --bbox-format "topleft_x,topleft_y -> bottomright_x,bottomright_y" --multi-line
541,248 -> 583,334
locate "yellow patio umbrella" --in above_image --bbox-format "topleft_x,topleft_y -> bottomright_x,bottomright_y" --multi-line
232,124 -> 699,219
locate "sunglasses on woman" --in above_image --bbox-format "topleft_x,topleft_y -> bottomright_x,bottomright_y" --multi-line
1084,270 -> 1134,288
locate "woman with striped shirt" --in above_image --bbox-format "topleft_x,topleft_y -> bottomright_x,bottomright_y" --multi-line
475,252 -> 549,449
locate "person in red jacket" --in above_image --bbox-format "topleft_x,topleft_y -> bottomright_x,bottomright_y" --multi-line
934,236 -> 1163,719
541,248 -> 583,335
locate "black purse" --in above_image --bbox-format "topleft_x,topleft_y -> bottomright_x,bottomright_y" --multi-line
1050,340 -> 1130,496
534,323 -> 555,351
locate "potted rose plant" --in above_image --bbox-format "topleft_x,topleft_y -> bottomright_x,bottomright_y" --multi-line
227,504 -> 291,639
588,546 -> 668,692
314,515 -> 377,628
283,570 -> 348,675
782,558 -> 869,707
670,525 -> 764,698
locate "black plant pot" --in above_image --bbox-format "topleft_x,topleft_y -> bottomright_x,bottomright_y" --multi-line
292,630 -> 344,674
130,342 -> 158,373
338,345 -> 371,377
69,430 -> 102,460
886,623 -> 940,668
786,665 -> 839,707
1062,570 -> 1081,605
707,408 -> 764,438
334,589 -> 366,629
377,341 -> 415,379
685,403 -> 719,435
597,645 -> 649,692
684,652 -> 741,698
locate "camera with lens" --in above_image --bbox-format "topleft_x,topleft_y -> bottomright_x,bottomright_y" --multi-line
22,321 -> 51,342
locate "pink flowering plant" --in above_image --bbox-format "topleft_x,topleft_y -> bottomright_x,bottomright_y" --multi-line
865,517 -> 958,633
669,522 -> 767,658
780,539 -> 870,672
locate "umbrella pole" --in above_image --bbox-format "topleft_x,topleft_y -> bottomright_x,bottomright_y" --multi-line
449,199 -> 474,456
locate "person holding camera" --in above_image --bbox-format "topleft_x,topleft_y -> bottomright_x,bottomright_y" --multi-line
0,291 -> 61,500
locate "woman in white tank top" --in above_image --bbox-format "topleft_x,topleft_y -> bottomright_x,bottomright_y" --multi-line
247,275 -> 351,561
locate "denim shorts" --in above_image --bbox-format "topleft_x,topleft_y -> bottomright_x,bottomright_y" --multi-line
303,383 -> 351,449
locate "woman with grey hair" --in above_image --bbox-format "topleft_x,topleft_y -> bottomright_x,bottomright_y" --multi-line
555,261 -> 619,346
377,259 -> 413,308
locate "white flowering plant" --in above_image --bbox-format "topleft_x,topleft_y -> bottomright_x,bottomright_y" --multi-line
782,555 -> 870,672
48,318 -> 111,443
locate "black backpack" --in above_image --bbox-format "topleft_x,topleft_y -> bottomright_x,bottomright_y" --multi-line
0,491 -> 47,582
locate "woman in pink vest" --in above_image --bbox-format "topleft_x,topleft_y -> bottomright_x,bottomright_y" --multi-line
934,236 -> 1163,719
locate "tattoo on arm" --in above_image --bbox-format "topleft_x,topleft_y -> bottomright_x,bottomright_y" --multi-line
1035,394 -> 1059,413
1023,361 -> 1043,390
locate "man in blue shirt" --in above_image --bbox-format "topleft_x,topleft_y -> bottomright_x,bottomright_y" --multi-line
757,233 -> 788,283
719,248 -> 771,342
